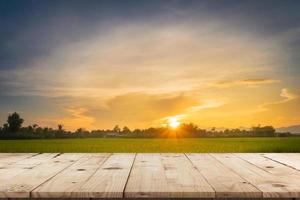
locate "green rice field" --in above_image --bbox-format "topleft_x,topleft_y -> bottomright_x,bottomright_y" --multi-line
0,137 -> 300,153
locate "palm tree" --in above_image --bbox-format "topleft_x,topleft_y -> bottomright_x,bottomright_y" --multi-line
58,124 -> 64,131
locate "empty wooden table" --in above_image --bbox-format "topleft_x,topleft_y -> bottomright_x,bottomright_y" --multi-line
0,153 -> 299,199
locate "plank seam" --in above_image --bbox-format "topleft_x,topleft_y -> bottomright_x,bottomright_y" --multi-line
209,153 -> 263,198
184,153 -> 216,198
0,153 -> 61,190
122,153 -> 137,198
2,153 -> 40,165
261,154 -> 300,172
28,153 -> 85,198
24,153 -> 41,158
76,153 -> 112,192
234,154 -> 277,175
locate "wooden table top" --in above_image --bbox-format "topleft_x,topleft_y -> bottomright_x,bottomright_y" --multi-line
0,153 -> 299,199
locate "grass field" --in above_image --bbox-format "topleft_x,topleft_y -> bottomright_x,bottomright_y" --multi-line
0,137 -> 300,153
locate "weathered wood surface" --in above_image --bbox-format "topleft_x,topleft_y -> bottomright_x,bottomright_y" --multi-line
261,153 -> 300,171
32,153 -> 110,198
0,153 -> 83,198
125,153 -> 214,198
78,153 -> 135,198
187,153 -> 262,198
0,153 -> 300,199
212,154 -> 300,198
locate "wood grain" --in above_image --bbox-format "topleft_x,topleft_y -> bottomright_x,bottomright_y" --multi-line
78,153 -> 135,198
261,153 -> 300,171
0,153 -> 299,199
0,153 -> 83,198
212,153 -> 300,198
0,153 -> 59,183
187,153 -> 262,198
32,153 -> 110,198
0,153 -> 37,167
125,153 -> 215,198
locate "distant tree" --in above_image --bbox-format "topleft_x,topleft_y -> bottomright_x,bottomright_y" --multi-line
122,126 -> 131,134
2,123 -> 9,132
32,124 -> 38,130
179,123 -> 198,137
27,125 -> 34,133
132,128 -> 142,136
76,128 -> 84,133
75,128 -> 87,138
0,112 -> 288,139
113,125 -> 121,133
54,124 -> 65,138
57,124 -> 64,131
7,112 -> 24,132
251,125 -> 276,137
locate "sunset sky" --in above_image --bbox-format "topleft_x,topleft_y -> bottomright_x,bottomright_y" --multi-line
0,0 -> 300,131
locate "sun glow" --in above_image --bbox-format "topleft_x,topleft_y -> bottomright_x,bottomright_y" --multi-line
168,117 -> 180,128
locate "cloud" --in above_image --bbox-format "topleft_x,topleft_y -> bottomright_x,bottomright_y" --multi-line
1,9 -> 297,129
40,107 -> 95,131
33,92 -> 226,130
280,88 -> 298,102
242,79 -> 280,85
186,99 -> 225,112
0,17 -> 284,99
212,78 -> 280,88
260,88 -> 299,110
87,92 -> 199,128
155,98 -> 226,126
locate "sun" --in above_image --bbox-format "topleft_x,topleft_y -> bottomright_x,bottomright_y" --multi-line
168,117 -> 180,128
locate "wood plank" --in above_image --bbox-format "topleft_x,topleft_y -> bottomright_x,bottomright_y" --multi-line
261,153 -> 300,171
79,153 -> 135,198
32,153 -> 110,198
125,153 -> 215,198
237,153 -> 300,177
0,153 -> 300,199
0,153 -> 59,182
12,153 -> 59,168
0,153 -> 23,159
212,153 -> 300,198
187,153 -> 262,198
0,153 -> 83,198
0,153 -> 37,166
236,153 -> 300,197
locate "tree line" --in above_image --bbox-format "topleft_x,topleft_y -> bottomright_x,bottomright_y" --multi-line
0,112 -> 292,139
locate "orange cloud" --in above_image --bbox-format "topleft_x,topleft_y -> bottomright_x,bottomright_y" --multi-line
39,107 -> 95,131
59,107 -> 95,131
259,88 -> 299,111
213,78 -> 280,88
280,88 -> 298,102
81,92 -> 201,128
